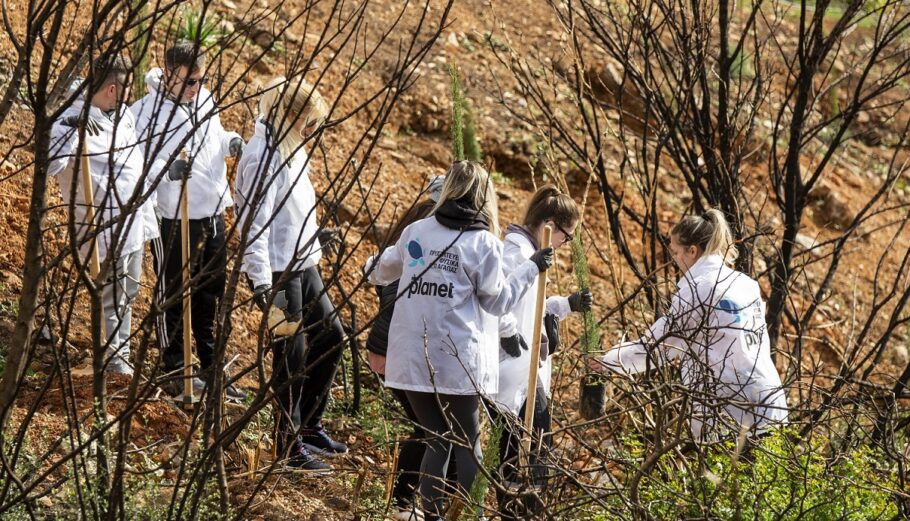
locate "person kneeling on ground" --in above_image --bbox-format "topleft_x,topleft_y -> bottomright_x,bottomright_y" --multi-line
589,209 -> 788,442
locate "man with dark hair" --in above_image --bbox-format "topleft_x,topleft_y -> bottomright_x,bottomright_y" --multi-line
130,40 -> 246,401
48,53 -> 158,376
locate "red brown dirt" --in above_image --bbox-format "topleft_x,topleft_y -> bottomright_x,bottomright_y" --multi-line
1,0 -> 909,519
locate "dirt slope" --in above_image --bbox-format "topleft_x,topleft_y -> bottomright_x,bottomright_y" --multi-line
0,0 -> 908,518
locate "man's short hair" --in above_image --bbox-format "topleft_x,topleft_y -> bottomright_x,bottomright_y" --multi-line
165,40 -> 206,73
92,54 -> 132,88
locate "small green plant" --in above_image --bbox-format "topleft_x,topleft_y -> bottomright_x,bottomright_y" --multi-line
130,0 -> 150,97
449,64 -> 484,165
491,170 -> 512,185
172,6 -> 224,47
571,231 -> 600,356
449,65 -> 465,162
464,417 -> 503,519
463,102 -> 482,163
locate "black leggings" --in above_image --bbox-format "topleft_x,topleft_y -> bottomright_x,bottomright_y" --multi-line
403,391 -> 481,519
271,267 -> 345,435
376,384 -> 457,509
491,379 -> 552,521
388,387 -> 426,508
157,215 -> 227,371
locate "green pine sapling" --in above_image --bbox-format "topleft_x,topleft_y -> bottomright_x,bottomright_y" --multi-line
449,65 -> 465,162
572,230 -> 600,355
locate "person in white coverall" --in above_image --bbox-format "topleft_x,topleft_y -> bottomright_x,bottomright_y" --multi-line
490,185 -> 591,518
589,209 -> 788,441
48,54 -> 158,376
364,161 -> 555,521
130,40 -> 246,401
235,76 -> 347,473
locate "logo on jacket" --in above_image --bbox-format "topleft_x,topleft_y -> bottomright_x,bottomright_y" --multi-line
408,239 -> 425,267
406,275 -> 454,299
717,299 -> 743,323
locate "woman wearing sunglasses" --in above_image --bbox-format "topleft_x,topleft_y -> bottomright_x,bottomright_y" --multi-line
490,184 -> 592,518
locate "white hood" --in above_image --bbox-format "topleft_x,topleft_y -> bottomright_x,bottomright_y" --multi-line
144,68 -> 165,93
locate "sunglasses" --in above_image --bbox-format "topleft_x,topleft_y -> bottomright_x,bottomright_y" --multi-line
553,222 -> 575,240
179,76 -> 207,87
553,222 -> 575,244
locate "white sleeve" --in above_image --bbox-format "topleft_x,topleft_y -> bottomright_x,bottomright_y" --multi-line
599,317 -> 683,375
237,154 -> 278,288
48,122 -> 78,177
600,289 -> 693,374
469,239 -> 539,317
497,238 -> 526,338
546,295 -> 572,320
365,244 -> 404,286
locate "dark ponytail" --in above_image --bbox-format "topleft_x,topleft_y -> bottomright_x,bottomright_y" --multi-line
523,185 -> 581,230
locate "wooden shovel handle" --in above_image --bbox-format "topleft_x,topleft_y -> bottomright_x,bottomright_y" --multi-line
180,150 -> 194,405
522,225 -> 552,461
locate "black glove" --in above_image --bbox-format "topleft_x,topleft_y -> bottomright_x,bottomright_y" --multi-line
168,159 -> 192,181
500,334 -> 528,358
569,288 -> 594,312
60,115 -> 102,136
229,137 -> 244,158
318,227 -> 342,256
544,313 -> 560,355
251,283 -> 272,311
529,247 -> 554,272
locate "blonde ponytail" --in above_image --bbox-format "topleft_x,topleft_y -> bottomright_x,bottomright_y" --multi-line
703,209 -> 738,265
671,208 -> 738,266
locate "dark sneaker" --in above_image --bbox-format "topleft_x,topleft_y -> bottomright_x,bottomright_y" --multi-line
224,383 -> 247,403
160,374 -> 206,397
300,425 -> 349,457
284,438 -> 333,473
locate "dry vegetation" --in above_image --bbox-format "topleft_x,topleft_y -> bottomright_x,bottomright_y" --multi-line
0,0 -> 908,519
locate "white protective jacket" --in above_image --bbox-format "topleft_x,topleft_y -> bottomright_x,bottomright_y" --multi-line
234,120 -> 323,287
493,229 -> 571,415
48,95 -> 154,261
599,254 -> 788,438
130,68 -> 240,220
366,217 -> 540,395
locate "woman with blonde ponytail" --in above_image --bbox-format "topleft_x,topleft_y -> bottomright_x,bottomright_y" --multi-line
590,209 -> 788,442
235,75 -> 346,473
